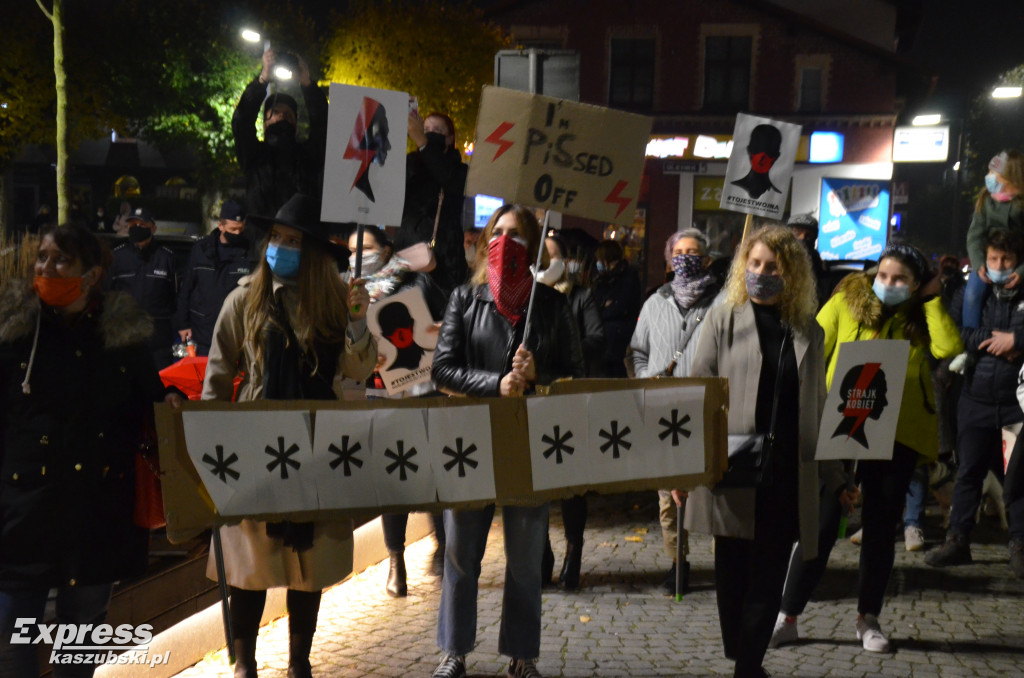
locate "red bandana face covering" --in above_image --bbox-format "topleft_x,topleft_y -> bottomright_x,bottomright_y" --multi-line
487,235 -> 532,324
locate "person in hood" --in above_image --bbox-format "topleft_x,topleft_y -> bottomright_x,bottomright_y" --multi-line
108,206 -> 178,369
233,49 -> 328,217
176,199 -> 256,356
0,224 -> 181,676
429,204 -> 584,678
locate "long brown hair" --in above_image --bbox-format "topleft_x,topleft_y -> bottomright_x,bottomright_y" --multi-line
243,234 -> 350,371
470,204 -> 547,286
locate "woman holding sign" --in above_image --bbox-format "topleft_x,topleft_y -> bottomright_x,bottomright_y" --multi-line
430,204 -> 584,678
769,241 -> 961,654
686,225 -> 825,678
345,224 -> 450,598
203,194 -> 376,678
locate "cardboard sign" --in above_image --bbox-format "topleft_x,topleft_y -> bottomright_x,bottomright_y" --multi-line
322,83 -> 408,225
366,287 -> 438,394
818,178 -> 891,262
156,378 -> 728,543
815,340 -> 910,461
719,113 -> 802,220
466,86 -> 652,225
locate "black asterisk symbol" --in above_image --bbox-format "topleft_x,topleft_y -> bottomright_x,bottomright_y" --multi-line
265,436 -> 301,479
541,425 -> 575,464
384,440 -> 419,481
598,420 -> 632,459
658,409 -> 692,446
328,435 -> 363,476
442,437 -> 479,477
202,445 -> 240,483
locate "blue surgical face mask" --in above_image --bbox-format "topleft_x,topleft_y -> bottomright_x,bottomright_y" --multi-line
872,277 -> 911,306
989,267 -> 1012,285
986,172 -> 1005,195
595,261 -> 607,274
266,243 -> 301,278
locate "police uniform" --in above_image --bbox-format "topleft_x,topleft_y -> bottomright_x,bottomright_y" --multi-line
109,240 -> 178,369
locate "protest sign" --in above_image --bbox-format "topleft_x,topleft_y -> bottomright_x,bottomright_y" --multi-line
719,113 -> 802,220
466,86 -> 652,225
322,83 -> 408,224
818,178 -> 891,261
815,340 -> 910,461
366,287 -> 438,395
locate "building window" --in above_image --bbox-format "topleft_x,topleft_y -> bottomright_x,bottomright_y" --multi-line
703,35 -> 751,112
799,67 -> 823,112
609,38 -> 654,111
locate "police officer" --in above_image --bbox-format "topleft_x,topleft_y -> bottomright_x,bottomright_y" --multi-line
176,200 -> 256,356
109,207 -> 178,369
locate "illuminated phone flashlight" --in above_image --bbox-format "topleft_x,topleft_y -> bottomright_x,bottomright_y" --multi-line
274,65 -> 293,80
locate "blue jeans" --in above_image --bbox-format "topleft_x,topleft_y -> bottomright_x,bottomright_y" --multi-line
437,503 -> 549,659
0,583 -> 114,678
962,271 -> 988,329
903,464 -> 929,529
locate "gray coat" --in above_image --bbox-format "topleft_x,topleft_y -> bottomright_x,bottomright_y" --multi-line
683,301 -> 825,558
629,283 -> 724,378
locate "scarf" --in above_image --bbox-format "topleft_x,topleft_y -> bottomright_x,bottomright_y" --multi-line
362,256 -> 412,303
670,254 -> 715,309
487,235 -> 532,324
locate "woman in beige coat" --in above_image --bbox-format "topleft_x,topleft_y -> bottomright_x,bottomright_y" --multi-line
202,194 -> 376,678
685,225 -> 826,678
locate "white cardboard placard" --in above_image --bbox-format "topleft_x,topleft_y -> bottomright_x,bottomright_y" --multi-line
428,404 -> 497,503
312,410 -> 378,510
527,394 -> 590,490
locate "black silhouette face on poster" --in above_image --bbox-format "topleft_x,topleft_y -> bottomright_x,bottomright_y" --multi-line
831,363 -> 888,449
377,301 -> 425,371
731,124 -> 783,200
345,96 -> 391,202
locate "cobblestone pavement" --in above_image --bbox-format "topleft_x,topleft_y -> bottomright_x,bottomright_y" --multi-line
173,493 -> 1024,677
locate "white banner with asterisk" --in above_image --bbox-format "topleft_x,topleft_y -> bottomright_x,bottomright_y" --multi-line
312,410 -> 377,509
586,390 -> 645,485
526,394 -> 591,491
371,408 -> 435,506
428,404 -> 496,503
636,385 -> 706,478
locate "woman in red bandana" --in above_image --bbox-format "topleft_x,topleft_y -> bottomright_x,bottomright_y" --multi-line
429,205 -> 584,678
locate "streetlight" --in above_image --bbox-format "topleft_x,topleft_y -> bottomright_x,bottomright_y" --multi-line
240,28 -> 261,43
912,113 -> 942,126
992,86 -> 1023,99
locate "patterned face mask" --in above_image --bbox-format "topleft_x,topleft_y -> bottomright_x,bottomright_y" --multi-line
487,235 -> 532,323
745,270 -> 784,301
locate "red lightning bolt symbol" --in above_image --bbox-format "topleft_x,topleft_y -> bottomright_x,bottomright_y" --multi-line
604,180 -> 633,219
843,362 -> 882,439
484,121 -> 515,161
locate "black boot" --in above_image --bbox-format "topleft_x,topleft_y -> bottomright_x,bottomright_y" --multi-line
387,550 -> 408,597
558,540 -> 583,590
287,634 -> 313,678
232,635 -> 258,678
541,537 -> 555,587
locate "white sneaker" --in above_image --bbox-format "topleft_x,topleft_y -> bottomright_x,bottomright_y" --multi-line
768,612 -> 799,648
905,525 -> 925,552
856,614 -> 890,652
849,528 -> 863,545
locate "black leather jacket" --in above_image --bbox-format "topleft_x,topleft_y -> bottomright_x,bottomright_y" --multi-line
433,282 -> 585,397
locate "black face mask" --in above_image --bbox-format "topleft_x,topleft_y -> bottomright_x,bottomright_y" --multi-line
222,231 -> 248,248
265,120 -> 296,149
425,131 -> 448,149
128,225 -> 152,243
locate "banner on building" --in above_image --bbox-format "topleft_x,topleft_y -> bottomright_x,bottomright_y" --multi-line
466,86 -> 652,225
719,113 -> 802,220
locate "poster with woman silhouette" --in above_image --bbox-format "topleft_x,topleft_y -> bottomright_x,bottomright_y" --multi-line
719,113 -> 802,220
366,286 -> 439,395
322,83 -> 408,225
815,339 -> 910,461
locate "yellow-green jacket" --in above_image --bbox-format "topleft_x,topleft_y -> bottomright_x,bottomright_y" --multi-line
817,272 -> 963,461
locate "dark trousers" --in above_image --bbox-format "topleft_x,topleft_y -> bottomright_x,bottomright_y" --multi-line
382,512 -> 446,553
950,394 -> 1024,541
560,495 -> 588,544
856,443 -> 918,616
780,482 -> 844,616
715,472 -> 798,675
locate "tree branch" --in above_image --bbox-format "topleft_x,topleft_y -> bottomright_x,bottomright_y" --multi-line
34,0 -> 52,22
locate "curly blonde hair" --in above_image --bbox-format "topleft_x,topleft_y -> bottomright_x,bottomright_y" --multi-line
725,224 -> 818,330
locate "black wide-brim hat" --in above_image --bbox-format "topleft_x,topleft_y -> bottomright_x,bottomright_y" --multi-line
248,193 -> 345,257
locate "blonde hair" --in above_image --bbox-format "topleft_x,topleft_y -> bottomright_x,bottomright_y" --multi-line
470,204 -> 548,286
976,149 -> 1024,211
243,235 -> 350,371
725,225 -> 818,330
